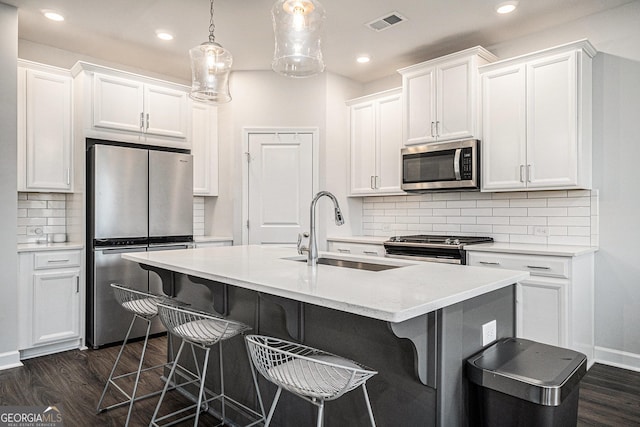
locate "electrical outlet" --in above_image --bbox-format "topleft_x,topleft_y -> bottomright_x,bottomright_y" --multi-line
482,320 -> 497,346
533,226 -> 550,236
381,223 -> 392,232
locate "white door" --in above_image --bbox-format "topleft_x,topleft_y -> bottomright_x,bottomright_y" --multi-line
247,133 -> 314,245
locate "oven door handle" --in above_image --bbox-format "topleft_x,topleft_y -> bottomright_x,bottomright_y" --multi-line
454,148 -> 462,180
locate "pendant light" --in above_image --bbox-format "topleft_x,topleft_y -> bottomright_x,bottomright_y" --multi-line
189,0 -> 232,103
271,0 -> 326,78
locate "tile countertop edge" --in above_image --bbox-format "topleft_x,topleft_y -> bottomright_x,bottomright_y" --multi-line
122,246 -> 529,323
18,242 -> 85,252
464,242 -> 598,257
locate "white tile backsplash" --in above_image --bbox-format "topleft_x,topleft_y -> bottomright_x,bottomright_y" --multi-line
193,196 -> 205,237
17,193 -> 67,244
362,190 -> 599,246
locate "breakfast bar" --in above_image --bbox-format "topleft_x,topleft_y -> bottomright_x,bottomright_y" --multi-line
123,245 -> 529,426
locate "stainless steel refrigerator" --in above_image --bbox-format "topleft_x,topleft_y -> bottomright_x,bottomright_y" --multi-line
87,141 -> 194,348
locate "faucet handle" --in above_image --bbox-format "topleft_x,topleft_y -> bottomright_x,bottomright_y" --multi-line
297,232 -> 309,255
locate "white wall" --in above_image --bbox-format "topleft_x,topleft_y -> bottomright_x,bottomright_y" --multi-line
0,2 -> 20,369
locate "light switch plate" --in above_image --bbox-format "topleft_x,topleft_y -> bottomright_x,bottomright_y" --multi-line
482,320 -> 497,346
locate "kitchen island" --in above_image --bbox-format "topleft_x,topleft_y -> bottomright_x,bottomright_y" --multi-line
123,245 -> 529,426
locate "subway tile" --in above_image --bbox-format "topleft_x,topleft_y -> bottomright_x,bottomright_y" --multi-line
363,197 -> 378,204
527,207 -> 568,217
476,199 -> 510,208
395,201 -> 420,209
17,209 -> 27,218
28,193 -> 66,201
567,189 -> 592,197
510,234 -> 548,244
390,223 -> 408,231
419,201 -> 447,209
548,216 -> 590,227
363,202 -> 375,209
510,198 -> 547,208
408,224 -> 433,232
477,216 -> 510,225
510,217 -> 547,226
433,193 -> 461,201
17,226 -> 27,235
492,192 -> 527,199
492,208 -> 528,217
384,209 -> 408,216
548,226 -> 567,236
446,216 -> 476,224
373,202 -> 396,209
461,208 -> 493,216
407,208 -> 433,216
527,190 -> 567,199
461,224 -> 493,233
411,194 -> 433,202
18,200 -> 47,209
362,216 -> 374,223
446,200 -> 476,208
547,197 -> 590,207
493,225 -> 528,234
433,224 -> 461,233
43,225 -> 65,234
420,216 -> 447,224
461,192 -> 492,200
548,236 -> 591,246
488,233 -> 510,243
363,209 -> 385,216
373,216 -> 396,223
47,217 -> 66,226
568,226 -> 591,236
18,217 -> 47,226
396,216 -> 420,224
433,208 -> 461,216
567,207 -> 590,216
383,196 -> 407,203
18,193 -> 28,200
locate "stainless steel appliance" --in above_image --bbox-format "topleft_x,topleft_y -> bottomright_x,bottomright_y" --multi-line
87,141 -> 194,348
401,139 -> 480,192
384,234 -> 493,264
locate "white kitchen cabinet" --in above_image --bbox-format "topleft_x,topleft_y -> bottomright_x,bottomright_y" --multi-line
17,62 -> 73,192
18,249 -> 83,359
399,47 -> 497,145
467,249 -> 594,365
480,40 -> 595,192
347,88 -> 404,196
72,62 -> 190,149
192,102 -> 219,196
327,241 -> 385,257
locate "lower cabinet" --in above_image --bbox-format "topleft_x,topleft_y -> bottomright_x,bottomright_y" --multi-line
326,240 -> 385,257
467,250 -> 594,365
18,249 -> 83,359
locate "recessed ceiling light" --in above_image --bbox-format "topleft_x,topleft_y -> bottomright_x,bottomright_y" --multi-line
42,10 -> 64,21
495,1 -> 518,14
156,30 -> 174,41
357,55 -> 371,64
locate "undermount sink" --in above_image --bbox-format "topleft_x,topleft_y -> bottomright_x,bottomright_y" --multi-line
288,256 -> 403,272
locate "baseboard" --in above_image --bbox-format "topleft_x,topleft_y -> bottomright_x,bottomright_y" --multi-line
594,346 -> 640,372
0,350 -> 23,371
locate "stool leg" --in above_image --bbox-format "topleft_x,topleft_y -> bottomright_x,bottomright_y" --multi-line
219,340 -> 226,422
316,400 -> 325,427
265,386 -> 282,427
96,314 -> 138,413
247,351 -> 266,422
193,346 -> 211,427
361,383 -> 376,427
151,339 -> 187,426
124,318 -> 152,427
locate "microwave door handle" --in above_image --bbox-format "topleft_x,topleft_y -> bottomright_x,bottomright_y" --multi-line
454,148 -> 462,180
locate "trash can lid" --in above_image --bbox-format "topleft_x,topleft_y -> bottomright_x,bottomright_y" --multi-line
466,338 -> 587,406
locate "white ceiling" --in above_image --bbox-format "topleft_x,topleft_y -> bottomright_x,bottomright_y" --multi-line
3,0 -> 636,83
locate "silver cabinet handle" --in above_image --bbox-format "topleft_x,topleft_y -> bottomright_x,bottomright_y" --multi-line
527,164 -> 532,182
363,250 -> 378,255
140,112 -> 144,130
48,259 -> 70,263
146,113 -> 150,130
337,248 -> 351,253
430,121 -> 436,138
370,176 -> 375,189
76,276 -> 80,293
375,176 -> 380,189
526,265 -> 550,270
479,261 -> 500,266
436,121 -> 440,137
66,168 -> 71,185
520,165 -> 525,183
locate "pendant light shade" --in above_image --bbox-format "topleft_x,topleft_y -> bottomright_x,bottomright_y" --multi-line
271,0 -> 325,78
190,0 -> 232,103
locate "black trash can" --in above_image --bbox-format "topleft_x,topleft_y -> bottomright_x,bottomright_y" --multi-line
466,338 -> 587,427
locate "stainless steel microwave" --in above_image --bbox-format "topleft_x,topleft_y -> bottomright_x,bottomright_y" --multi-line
401,139 -> 480,192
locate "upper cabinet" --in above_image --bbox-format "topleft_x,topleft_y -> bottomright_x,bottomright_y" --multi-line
72,62 -> 190,149
191,101 -> 219,196
18,61 -> 73,192
347,88 -> 404,196
480,40 -> 596,192
398,47 -> 497,145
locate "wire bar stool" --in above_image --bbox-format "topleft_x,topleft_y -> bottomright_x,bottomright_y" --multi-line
97,283 -> 174,427
245,335 -> 378,427
150,302 -> 265,427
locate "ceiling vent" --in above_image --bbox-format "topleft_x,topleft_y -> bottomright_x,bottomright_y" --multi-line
366,12 -> 407,32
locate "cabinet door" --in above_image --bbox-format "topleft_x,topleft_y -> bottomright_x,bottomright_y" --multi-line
31,269 -> 80,345
144,84 -> 189,138
376,93 -> 403,193
93,73 -> 144,132
516,279 -> 567,347
350,102 -> 377,194
404,68 -> 436,145
22,69 -> 72,191
526,52 -> 578,188
481,65 -> 527,191
327,242 -> 384,257
192,102 -> 219,195
437,58 -> 474,141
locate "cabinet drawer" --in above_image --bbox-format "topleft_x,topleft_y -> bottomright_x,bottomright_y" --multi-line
34,251 -> 81,270
327,242 -> 385,257
467,252 -> 569,278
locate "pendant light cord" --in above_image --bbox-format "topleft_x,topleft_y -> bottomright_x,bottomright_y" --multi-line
208,0 -> 216,43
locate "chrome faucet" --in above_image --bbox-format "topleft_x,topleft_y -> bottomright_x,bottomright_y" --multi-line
304,191 -> 344,266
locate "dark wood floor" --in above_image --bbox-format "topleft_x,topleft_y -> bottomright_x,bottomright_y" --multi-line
1,336 -> 639,426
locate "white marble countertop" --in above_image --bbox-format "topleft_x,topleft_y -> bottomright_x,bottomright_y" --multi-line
326,235 -> 389,244
18,242 -> 84,252
464,242 -> 598,257
123,245 -> 529,323
194,236 -> 233,243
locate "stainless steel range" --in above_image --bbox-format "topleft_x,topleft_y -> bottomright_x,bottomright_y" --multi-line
383,235 -> 493,264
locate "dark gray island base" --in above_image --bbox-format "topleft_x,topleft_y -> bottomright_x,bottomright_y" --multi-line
142,265 -> 515,427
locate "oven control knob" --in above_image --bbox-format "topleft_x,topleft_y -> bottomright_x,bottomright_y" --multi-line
445,238 -> 452,245
453,239 -> 460,245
